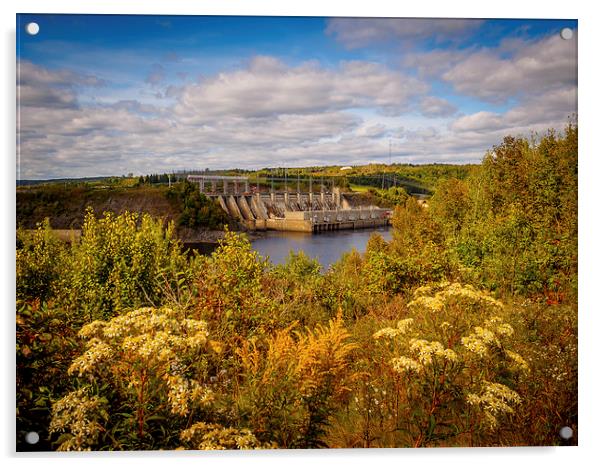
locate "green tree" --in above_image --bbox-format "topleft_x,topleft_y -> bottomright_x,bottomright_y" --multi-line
62,209 -> 191,320
16,219 -> 69,303
166,180 -> 229,229
453,124 -> 577,297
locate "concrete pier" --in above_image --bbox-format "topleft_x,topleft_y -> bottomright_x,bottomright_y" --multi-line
266,208 -> 390,233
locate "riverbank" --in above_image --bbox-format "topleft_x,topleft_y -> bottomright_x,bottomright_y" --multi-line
17,184 -> 178,229
20,227 -> 261,246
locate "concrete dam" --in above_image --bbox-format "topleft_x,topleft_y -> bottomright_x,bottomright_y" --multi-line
188,175 -> 391,233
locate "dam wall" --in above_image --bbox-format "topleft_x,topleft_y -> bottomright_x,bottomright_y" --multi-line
215,192 -> 390,233
188,176 -> 391,233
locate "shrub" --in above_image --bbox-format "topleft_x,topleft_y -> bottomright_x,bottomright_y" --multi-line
267,251 -> 330,327
195,230 -> 275,337
234,316 -> 357,448
62,209 -> 190,320
16,300 -> 81,451
368,283 -> 529,446
502,300 -> 577,445
16,219 -> 69,302
449,126 -> 577,297
320,249 -> 376,320
363,201 -> 451,295
50,306 -> 215,450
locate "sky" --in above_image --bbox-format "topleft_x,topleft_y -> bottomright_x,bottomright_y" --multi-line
16,14 -> 577,179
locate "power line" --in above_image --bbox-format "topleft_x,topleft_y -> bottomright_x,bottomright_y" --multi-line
389,138 -> 392,165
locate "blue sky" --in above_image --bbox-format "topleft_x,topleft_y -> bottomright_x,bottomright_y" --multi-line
16,15 -> 577,179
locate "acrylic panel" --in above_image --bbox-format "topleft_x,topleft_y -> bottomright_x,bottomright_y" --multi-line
16,14 -> 578,451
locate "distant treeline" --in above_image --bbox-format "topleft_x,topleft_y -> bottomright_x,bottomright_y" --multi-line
138,173 -> 178,184
349,174 -> 431,195
20,164 -> 477,188
17,176 -> 128,187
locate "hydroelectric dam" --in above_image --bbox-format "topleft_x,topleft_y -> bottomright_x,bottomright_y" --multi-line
187,175 -> 392,233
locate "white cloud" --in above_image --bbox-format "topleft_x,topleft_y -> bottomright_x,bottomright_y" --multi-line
451,87 -> 577,133
420,96 -> 457,117
326,18 -> 484,49
174,56 -> 429,122
17,60 -> 107,110
17,33 -> 577,180
449,111 -> 503,134
442,33 -> 577,103
355,123 -> 388,138
18,60 -> 107,88
404,126 -> 442,142
19,84 -> 78,109
404,49 -> 473,79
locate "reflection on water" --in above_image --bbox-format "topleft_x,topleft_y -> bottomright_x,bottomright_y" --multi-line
251,227 -> 393,270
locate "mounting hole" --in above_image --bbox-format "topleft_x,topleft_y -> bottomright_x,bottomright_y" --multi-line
559,426 -> 573,440
25,22 -> 40,36
560,28 -> 573,40
25,431 -> 40,444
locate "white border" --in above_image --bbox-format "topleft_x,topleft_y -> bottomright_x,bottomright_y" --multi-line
2,1 -> 600,466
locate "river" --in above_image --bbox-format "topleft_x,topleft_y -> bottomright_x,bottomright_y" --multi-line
184,227 -> 393,270
251,227 -> 392,270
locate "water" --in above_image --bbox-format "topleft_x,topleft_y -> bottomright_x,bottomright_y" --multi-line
251,227 -> 392,270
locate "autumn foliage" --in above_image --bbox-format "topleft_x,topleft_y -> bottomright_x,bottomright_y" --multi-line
16,125 -> 577,450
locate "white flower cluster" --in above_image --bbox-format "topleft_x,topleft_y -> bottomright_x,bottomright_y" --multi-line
409,338 -> 458,365
373,318 -> 414,339
413,284 -> 435,297
461,327 -> 498,357
180,422 -> 268,450
71,307 -> 209,375
373,327 -> 401,339
408,283 -> 503,318
49,387 -> 108,451
466,382 -> 522,429
68,338 -> 113,377
505,350 -> 529,372
408,295 -> 444,313
440,283 -> 504,310
55,306 -> 216,451
390,356 -> 422,373
461,317 -> 515,357
167,375 -> 214,416
486,317 -> 514,337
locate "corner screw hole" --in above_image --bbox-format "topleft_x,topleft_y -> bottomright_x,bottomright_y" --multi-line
26,22 -> 40,36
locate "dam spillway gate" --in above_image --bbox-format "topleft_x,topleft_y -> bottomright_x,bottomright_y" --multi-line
187,175 -> 391,233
